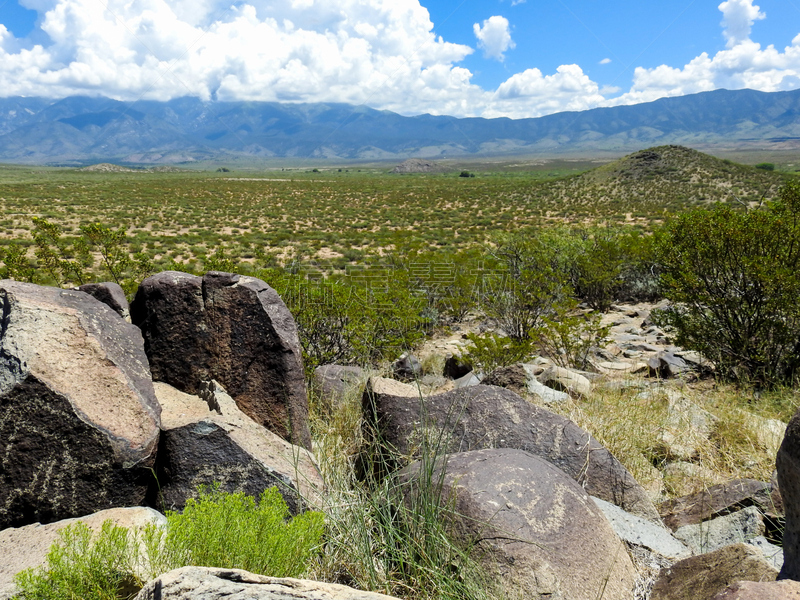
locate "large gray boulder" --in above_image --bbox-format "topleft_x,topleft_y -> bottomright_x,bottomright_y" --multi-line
0,281 -> 161,529
0,506 -> 165,600
363,382 -> 659,521
134,567 -> 401,600
154,381 -> 323,514
400,449 -> 637,600
777,406 -> 800,580
131,271 -> 311,449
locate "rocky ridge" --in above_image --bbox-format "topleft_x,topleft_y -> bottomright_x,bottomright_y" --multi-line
1,276 -> 799,600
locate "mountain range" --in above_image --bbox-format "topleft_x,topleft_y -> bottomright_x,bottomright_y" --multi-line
1,88 -> 799,164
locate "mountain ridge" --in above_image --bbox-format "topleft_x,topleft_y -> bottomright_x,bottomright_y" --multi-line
1,88 -> 800,164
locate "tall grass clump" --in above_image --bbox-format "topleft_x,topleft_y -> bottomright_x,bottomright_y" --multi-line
308,383 -> 500,600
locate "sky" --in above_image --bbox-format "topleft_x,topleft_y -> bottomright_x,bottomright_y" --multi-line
0,0 -> 799,119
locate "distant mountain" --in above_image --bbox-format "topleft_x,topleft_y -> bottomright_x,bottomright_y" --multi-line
1,88 -> 799,164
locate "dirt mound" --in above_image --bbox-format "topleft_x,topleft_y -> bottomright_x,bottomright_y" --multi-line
79,163 -> 141,173
391,159 -> 449,174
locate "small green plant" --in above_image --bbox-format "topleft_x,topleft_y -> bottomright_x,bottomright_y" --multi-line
533,298 -> 610,370
462,331 -> 535,373
13,520 -> 145,600
163,485 -> 324,577
755,163 -> 775,171
13,486 -> 324,600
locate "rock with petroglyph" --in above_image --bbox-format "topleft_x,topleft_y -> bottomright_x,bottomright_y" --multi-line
134,567 -> 402,600
399,449 -> 637,600
131,271 -> 311,449
154,381 -> 323,514
0,506 -> 165,600
363,382 -> 659,521
0,281 -> 160,530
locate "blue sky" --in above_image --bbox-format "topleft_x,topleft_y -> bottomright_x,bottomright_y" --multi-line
0,0 -> 799,118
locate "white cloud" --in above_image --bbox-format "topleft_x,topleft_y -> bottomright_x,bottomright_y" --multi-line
473,15 -> 514,61
608,1 -> 800,108
719,0 -> 765,48
600,58 -> 611,65
488,64 -> 605,118
0,0 -> 797,120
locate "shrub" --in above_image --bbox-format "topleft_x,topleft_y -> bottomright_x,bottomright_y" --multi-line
13,487 -> 324,599
163,485 -> 324,577
654,180 -> 800,386
462,331 -> 535,373
13,520 -> 147,600
755,163 -> 775,171
480,233 -> 570,340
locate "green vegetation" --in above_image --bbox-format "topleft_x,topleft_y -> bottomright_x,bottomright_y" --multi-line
655,180 -> 800,387
310,383 -> 499,600
13,486 -> 324,600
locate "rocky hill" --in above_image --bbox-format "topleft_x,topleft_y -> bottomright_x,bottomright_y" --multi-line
533,145 -> 787,220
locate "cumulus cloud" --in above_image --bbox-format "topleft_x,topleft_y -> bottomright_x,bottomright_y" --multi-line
600,58 -> 611,65
719,0 -> 765,48
0,0 -> 478,111
608,1 -> 800,107
0,0 -> 798,120
473,16 -> 515,61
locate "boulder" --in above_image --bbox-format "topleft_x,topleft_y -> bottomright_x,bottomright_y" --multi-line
363,383 -> 660,521
712,579 -> 800,599
442,354 -> 471,379
592,496 -> 690,561
0,506 -> 165,600
399,449 -> 637,600
660,479 -> 772,531
0,281 -> 160,529
130,271 -> 311,449
650,543 -> 777,600
673,506 -> 765,555
134,567 -> 401,600
777,406 -> 800,580
481,363 -> 569,405
537,365 -> 592,398
154,381 -> 323,514
76,281 -> 130,319
392,353 -> 422,381
648,351 -> 690,378
313,365 -> 365,409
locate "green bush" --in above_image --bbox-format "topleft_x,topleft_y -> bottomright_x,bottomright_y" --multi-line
655,180 -> 800,386
13,520 -> 149,600
13,486 -> 324,600
163,485 -> 324,577
462,331 -> 535,373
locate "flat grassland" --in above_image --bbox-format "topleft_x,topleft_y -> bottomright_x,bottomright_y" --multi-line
0,145 -> 789,272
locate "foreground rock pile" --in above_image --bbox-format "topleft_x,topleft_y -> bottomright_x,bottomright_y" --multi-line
1,274 -> 800,599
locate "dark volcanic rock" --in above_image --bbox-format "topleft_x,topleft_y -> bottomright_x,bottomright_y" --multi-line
76,281 -> 129,318
659,479 -> 772,531
363,382 -> 659,521
0,281 -> 160,528
130,271 -> 311,449
313,365 -> 364,409
650,543 -> 777,600
778,406 -> 800,580
153,382 -> 322,515
400,449 -> 636,600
